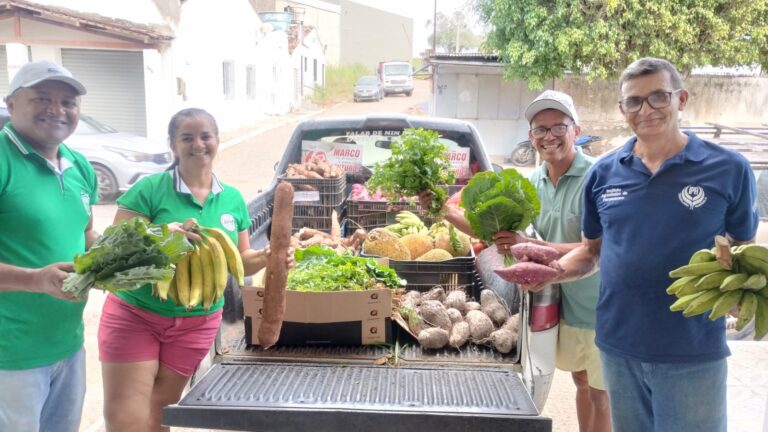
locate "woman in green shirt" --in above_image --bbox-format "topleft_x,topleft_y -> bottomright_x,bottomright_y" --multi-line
98,108 -> 291,432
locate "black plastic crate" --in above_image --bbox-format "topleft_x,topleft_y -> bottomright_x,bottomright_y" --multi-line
346,185 -> 463,231
280,175 -> 346,206
292,203 -> 345,234
362,246 -> 476,297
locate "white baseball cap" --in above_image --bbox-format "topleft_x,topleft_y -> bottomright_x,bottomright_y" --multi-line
7,60 -> 87,98
524,90 -> 578,124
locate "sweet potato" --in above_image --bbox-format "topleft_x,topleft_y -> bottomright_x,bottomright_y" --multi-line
444,290 -> 467,313
480,289 -> 509,327
465,310 -> 494,340
417,300 -> 452,331
258,182 -> 294,349
509,242 -> 559,264
494,262 -> 560,285
448,321 -> 470,348
418,327 -> 449,349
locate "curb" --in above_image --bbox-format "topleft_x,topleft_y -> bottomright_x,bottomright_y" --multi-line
219,108 -> 327,152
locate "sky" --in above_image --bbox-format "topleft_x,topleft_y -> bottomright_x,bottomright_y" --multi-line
350,0 -> 476,56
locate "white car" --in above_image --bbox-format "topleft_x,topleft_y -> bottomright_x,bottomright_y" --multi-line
0,105 -> 172,202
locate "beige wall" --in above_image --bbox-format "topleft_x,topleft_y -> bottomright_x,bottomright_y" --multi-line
339,0 -> 412,71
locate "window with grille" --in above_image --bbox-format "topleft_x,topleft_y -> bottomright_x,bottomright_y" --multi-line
246,65 -> 256,99
223,61 -> 235,99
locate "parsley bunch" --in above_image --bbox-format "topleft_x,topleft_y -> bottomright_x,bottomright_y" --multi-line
366,128 -> 456,216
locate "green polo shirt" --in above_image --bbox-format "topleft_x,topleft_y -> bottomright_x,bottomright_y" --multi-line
0,124 -> 97,370
115,169 -> 251,317
529,149 -> 600,328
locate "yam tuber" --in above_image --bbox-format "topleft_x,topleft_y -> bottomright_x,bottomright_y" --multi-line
258,182 -> 294,349
421,286 -> 446,303
465,301 -> 481,312
444,290 -> 467,313
448,321 -> 470,349
418,327 -> 450,349
465,310 -> 494,340
417,300 -> 452,331
485,328 -> 517,354
446,308 -> 463,324
480,289 -> 510,327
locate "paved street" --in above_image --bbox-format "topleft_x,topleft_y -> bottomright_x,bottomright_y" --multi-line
79,79 -> 767,431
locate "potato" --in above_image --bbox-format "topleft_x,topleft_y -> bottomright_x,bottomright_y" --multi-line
444,290 -> 467,313
417,300 -> 452,331
448,321 -> 470,348
465,310 -> 494,340
418,327 -> 449,349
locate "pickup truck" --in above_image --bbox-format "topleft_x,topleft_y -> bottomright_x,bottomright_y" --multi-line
163,114 -> 559,431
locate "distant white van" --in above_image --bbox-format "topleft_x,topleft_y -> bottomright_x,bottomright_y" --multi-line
379,61 -> 413,96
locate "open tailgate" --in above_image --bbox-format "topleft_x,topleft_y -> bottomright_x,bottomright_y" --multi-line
164,361 -> 550,431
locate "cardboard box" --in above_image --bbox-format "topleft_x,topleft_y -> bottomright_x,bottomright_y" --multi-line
242,286 -> 392,346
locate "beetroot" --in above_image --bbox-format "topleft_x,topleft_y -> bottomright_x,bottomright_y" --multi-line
509,242 -> 559,264
494,261 -> 560,285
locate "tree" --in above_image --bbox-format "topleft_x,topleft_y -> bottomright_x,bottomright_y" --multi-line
427,6 -> 484,53
476,0 -> 768,89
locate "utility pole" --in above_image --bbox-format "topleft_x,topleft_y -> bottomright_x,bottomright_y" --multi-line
432,0 -> 437,53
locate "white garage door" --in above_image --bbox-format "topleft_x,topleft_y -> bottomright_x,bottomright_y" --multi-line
0,46 -> 8,98
62,49 -> 146,136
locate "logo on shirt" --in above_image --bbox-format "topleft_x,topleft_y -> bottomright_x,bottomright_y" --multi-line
220,213 -> 236,232
80,192 -> 91,215
678,185 -> 707,210
601,187 -> 627,203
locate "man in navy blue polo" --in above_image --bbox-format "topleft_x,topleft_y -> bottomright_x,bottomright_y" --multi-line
522,57 -> 758,432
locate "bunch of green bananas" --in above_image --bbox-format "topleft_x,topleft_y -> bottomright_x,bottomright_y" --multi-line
667,244 -> 768,340
385,211 -> 429,237
154,225 -> 245,311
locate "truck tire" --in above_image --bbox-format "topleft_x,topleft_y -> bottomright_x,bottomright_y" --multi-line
222,275 -> 243,324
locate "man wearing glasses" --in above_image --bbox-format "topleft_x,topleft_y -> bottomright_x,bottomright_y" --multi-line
494,90 -> 611,432
522,57 -> 758,432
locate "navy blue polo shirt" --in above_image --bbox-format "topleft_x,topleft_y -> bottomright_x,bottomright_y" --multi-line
582,132 -> 758,363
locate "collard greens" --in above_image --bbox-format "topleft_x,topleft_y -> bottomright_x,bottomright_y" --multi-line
62,218 -> 192,299
460,169 -> 540,243
287,245 -> 405,292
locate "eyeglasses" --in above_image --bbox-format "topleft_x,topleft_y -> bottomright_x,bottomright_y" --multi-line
531,123 -> 573,139
619,89 -> 682,113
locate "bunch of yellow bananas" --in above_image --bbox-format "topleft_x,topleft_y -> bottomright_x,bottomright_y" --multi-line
154,227 -> 244,311
386,211 -> 429,236
667,244 -> 768,340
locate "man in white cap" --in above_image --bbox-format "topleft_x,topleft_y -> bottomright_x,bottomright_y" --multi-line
493,90 -> 611,432
0,60 -> 98,432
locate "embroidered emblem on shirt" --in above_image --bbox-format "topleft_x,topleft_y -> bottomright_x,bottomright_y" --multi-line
80,191 -> 91,216
220,213 -> 236,232
601,188 -> 627,202
678,185 -> 707,210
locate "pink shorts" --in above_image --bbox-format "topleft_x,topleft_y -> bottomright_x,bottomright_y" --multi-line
98,294 -> 222,377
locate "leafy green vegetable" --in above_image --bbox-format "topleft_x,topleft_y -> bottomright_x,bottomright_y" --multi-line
366,128 -> 456,215
461,169 -> 540,243
63,218 -> 193,299
287,245 -> 405,292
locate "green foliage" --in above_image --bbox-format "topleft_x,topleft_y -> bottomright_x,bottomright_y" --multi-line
476,0 -> 768,89
460,169 -> 540,243
63,218 -> 192,298
366,128 -> 456,216
427,8 -> 485,53
310,63 -> 372,104
287,245 -> 405,292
